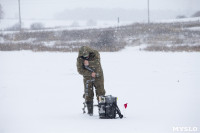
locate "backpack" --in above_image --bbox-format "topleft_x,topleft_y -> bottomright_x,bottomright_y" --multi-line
98,95 -> 123,119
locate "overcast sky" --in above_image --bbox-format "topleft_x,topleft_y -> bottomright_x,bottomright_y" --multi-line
1,0 -> 200,19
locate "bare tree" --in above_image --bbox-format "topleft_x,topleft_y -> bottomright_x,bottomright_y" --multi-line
0,4 -> 4,21
176,15 -> 187,19
192,11 -> 200,17
30,22 -> 44,30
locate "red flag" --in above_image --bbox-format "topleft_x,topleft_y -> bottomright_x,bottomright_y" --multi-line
124,103 -> 128,109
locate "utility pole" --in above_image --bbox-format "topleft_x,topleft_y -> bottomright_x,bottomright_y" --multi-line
147,0 -> 150,24
117,17 -> 120,28
18,0 -> 22,31
117,17 -> 120,25
115,17 -> 120,32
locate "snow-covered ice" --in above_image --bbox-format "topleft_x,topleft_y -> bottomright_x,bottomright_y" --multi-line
0,47 -> 200,133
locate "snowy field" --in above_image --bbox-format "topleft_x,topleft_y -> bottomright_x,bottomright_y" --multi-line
0,46 -> 200,133
0,17 -> 199,31
0,19 -> 133,31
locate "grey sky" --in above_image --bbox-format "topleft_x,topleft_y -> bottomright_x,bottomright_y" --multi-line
1,0 -> 200,19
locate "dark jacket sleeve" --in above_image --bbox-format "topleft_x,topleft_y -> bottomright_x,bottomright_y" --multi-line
76,57 -> 92,77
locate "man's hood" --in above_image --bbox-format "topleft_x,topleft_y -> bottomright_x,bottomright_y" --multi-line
78,46 -> 94,57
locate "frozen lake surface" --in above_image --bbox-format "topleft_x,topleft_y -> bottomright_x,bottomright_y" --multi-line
0,46 -> 200,133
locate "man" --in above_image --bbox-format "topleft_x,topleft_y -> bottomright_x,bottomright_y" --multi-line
77,46 -> 106,115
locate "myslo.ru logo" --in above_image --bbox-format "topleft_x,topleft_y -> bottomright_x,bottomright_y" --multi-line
173,127 -> 198,132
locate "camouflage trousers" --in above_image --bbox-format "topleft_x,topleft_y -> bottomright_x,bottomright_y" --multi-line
83,76 -> 105,102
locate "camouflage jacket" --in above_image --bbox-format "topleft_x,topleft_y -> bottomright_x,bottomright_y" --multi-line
76,46 -> 103,78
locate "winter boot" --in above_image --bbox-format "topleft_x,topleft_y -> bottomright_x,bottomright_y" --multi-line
86,101 -> 93,116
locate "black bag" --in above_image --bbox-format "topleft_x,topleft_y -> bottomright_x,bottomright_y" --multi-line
98,95 -> 123,119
